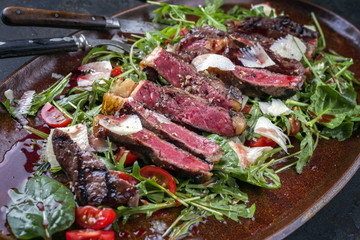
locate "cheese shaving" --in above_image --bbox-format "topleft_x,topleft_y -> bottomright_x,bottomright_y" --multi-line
259,99 -> 292,116
192,54 -> 235,72
250,4 -> 277,17
270,34 -> 307,61
254,117 -> 290,153
239,43 -> 275,68
100,115 -> 143,135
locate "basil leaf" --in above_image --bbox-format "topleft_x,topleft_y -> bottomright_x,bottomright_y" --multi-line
6,176 -> 75,239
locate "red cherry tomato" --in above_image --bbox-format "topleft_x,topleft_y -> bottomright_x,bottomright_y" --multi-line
66,229 -> 114,240
75,206 -> 116,230
288,116 -> 301,135
241,105 -> 252,114
140,166 -> 176,194
40,102 -> 72,128
179,27 -> 188,36
110,170 -> 139,186
245,136 -> 277,148
115,147 -> 138,165
111,67 -> 123,77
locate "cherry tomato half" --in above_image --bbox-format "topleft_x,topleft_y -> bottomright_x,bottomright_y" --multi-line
288,116 -> 301,135
66,229 -> 114,240
115,147 -> 138,165
75,206 -> 116,230
111,67 -> 123,77
140,166 -> 177,194
245,136 -> 277,148
110,170 -> 139,186
40,102 -> 72,128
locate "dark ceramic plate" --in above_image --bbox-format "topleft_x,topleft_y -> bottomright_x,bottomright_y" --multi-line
0,0 -> 360,239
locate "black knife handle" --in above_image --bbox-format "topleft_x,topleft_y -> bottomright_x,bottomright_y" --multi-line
1,6 -> 119,30
0,37 -> 80,58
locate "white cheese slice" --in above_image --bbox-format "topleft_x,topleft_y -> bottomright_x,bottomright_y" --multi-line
99,115 -> 143,135
254,117 -> 290,153
191,54 -> 235,72
239,43 -> 275,68
228,140 -> 272,168
270,34 -> 307,61
259,99 -> 292,116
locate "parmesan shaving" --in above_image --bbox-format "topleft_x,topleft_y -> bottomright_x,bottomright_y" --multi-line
259,99 -> 292,116
254,117 -> 290,153
99,115 -> 143,135
228,139 -> 272,168
191,54 -> 235,72
239,43 -> 275,68
270,34 -> 307,61
4,89 -> 14,103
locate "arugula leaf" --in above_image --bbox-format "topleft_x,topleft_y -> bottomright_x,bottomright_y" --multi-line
207,134 -> 281,189
6,176 -> 75,239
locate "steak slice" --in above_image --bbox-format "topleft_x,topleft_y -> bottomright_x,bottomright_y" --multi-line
226,16 -> 319,42
130,80 -> 246,136
102,92 -> 223,164
140,46 -> 242,111
176,26 -> 306,77
52,129 -> 139,207
93,115 -> 213,182
212,65 -> 305,98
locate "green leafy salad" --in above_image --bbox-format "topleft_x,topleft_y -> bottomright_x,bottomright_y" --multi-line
2,0 -> 360,239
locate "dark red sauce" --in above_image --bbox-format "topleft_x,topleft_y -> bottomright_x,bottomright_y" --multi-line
0,125 -> 49,236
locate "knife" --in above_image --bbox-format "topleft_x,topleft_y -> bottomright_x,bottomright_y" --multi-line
0,34 -> 134,58
1,6 -> 167,33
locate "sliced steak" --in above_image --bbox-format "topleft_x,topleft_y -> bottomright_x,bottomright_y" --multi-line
93,115 -> 213,182
102,93 -> 223,164
130,80 -> 246,136
52,129 -> 139,207
226,16 -> 319,41
176,26 -> 306,77
211,65 -> 305,98
227,16 -> 319,58
141,46 -> 242,111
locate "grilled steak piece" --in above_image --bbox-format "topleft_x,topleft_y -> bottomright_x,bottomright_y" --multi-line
129,80 -> 246,136
226,16 -> 319,58
176,26 -> 306,77
226,16 -> 319,41
102,92 -> 223,164
52,129 -> 139,207
177,26 -> 245,63
141,46 -> 242,111
93,115 -> 213,182
212,65 -> 305,98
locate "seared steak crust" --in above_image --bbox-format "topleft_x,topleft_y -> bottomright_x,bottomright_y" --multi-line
52,129 -> 139,207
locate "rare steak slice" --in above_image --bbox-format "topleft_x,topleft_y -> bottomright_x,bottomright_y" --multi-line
130,80 -> 246,136
141,46 -> 242,111
93,115 -> 213,182
212,65 -> 305,98
176,26 -> 306,77
52,129 -> 139,207
226,16 -> 319,42
102,92 -> 223,164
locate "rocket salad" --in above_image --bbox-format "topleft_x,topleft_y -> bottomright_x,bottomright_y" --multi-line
1,1 -> 360,239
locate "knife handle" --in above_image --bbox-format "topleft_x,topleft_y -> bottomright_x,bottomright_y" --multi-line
1,6 -> 120,30
0,36 -> 82,58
